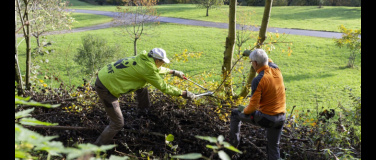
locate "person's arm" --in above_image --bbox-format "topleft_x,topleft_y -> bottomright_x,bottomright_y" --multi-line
158,67 -> 171,75
243,77 -> 262,114
144,69 -> 183,96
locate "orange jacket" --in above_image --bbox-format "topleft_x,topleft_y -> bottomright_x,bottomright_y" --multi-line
243,59 -> 286,116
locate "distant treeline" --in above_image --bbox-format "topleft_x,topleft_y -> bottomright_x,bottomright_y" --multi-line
80,0 -> 361,6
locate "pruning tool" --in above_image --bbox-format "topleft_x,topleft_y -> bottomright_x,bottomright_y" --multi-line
182,76 -> 214,98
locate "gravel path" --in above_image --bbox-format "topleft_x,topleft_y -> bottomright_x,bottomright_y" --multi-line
17,9 -> 345,39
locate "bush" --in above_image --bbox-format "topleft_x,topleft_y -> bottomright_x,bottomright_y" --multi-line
74,34 -> 120,75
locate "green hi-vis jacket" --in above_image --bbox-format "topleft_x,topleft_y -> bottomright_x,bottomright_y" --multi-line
98,52 -> 183,98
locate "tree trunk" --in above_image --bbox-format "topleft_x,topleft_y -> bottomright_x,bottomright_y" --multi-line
25,8 -> 31,90
237,0 -> 272,98
221,0 -> 236,98
15,0 -> 24,95
134,38 -> 138,56
257,0 -> 273,48
206,7 -> 209,16
238,67 -> 256,97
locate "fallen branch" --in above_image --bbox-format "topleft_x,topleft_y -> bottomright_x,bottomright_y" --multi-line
24,125 -> 100,130
243,138 -> 267,158
25,125 -> 166,138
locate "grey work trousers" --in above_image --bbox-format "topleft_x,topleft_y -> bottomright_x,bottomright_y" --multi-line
229,109 -> 285,160
94,77 -> 150,145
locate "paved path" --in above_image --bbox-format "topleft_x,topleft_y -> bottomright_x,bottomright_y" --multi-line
17,9 -> 345,39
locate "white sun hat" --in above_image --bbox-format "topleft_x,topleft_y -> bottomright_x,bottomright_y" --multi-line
151,48 -> 170,64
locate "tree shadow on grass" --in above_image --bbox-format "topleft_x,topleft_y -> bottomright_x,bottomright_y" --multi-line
273,7 -> 360,21
283,72 -> 335,83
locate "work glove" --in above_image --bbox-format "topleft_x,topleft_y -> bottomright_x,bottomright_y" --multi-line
172,70 -> 185,79
242,50 -> 252,57
182,90 -> 196,100
237,105 -> 246,112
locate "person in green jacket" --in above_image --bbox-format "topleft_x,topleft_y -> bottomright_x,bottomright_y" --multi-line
94,48 -> 196,145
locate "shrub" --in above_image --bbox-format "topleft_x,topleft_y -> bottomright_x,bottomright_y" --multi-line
74,34 -> 120,75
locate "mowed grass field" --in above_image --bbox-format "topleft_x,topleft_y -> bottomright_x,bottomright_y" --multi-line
17,1 -> 361,111
67,0 -> 361,32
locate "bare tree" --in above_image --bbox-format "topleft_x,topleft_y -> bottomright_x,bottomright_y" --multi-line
29,0 -> 75,53
15,0 -> 24,95
16,0 -> 75,91
236,11 -> 256,55
221,0 -> 236,98
193,0 -> 223,17
113,0 -> 160,56
238,0 -> 273,98
16,0 -> 33,90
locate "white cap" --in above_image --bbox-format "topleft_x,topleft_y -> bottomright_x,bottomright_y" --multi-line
151,48 -> 170,64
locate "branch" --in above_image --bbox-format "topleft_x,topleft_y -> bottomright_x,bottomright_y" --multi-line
243,138 -> 267,158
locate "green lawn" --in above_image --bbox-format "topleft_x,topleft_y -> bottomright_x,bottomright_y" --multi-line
66,0 -> 360,32
70,12 -> 113,29
17,22 -> 361,111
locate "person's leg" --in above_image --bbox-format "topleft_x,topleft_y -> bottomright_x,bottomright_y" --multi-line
265,114 -> 285,160
135,87 -> 151,110
94,77 -> 124,146
229,109 -> 254,147
94,101 -> 124,145
229,109 -> 242,147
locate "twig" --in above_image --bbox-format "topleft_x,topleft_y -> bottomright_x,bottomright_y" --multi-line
243,138 -> 267,158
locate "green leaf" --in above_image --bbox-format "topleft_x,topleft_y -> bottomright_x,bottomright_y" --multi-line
166,134 -> 174,142
206,144 -> 219,149
217,135 -> 224,143
224,145 -> 243,154
108,155 -> 130,160
19,118 -> 58,126
15,108 -> 34,120
171,153 -> 202,159
195,135 -> 217,143
15,150 -> 31,159
15,96 -> 60,108
218,150 -> 230,160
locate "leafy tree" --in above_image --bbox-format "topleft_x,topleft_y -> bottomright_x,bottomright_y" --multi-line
193,0 -> 223,17
113,0 -> 160,56
74,34 -> 120,76
335,25 -> 361,68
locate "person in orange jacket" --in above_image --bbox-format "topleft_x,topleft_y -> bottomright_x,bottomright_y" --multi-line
229,49 -> 286,160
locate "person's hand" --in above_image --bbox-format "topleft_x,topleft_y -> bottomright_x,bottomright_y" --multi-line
172,70 -> 185,79
182,90 -> 196,100
237,105 -> 246,112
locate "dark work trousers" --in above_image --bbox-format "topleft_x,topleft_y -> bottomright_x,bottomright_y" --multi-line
94,76 -> 150,145
229,109 -> 285,160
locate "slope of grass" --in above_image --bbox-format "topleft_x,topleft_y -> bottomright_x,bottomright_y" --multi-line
16,22 -> 361,111
66,0 -> 361,32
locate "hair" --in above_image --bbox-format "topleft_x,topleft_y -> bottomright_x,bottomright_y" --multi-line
249,49 -> 268,66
